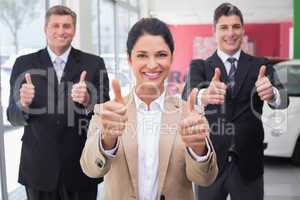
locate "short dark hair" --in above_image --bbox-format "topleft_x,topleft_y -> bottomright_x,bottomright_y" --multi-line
45,5 -> 77,27
126,18 -> 174,56
213,3 -> 244,27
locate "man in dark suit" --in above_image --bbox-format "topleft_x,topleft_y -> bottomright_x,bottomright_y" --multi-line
7,5 -> 109,200
182,3 -> 288,200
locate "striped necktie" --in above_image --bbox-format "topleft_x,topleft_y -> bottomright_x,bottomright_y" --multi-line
227,57 -> 237,94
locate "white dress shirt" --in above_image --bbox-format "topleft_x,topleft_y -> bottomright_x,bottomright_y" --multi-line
197,49 -> 281,107
100,90 -> 211,200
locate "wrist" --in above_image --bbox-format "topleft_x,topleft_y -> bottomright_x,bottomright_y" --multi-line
101,134 -> 118,150
191,145 -> 207,156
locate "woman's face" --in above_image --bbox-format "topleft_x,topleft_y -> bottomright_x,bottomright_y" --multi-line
128,34 -> 172,93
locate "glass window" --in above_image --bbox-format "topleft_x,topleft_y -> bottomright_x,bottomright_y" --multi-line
129,0 -> 138,7
115,6 -> 138,93
286,65 -> 300,95
48,0 -> 63,7
0,0 -> 46,199
99,0 -> 116,73
275,63 -> 300,96
90,0 -> 139,96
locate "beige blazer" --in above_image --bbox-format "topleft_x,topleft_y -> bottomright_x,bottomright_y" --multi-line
80,93 -> 218,200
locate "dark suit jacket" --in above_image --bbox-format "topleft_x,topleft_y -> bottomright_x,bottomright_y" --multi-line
182,51 -> 289,180
7,47 -> 110,191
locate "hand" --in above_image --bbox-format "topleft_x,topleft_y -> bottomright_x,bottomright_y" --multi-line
180,88 -> 209,156
71,71 -> 90,107
20,73 -> 35,109
100,80 -> 127,150
201,68 -> 227,106
255,65 -> 274,102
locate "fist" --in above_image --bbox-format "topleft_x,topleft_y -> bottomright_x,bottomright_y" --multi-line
71,71 -> 90,106
180,88 -> 209,156
202,68 -> 227,106
100,80 -> 128,150
20,73 -> 35,109
255,65 -> 274,102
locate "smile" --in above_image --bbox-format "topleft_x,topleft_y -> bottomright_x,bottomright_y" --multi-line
143,72 -> 161,80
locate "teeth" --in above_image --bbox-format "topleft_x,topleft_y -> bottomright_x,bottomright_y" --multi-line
144,72 -> 160,77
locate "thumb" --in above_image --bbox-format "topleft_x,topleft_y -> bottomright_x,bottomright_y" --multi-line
212,68 -> 221,82
112,79 -> 124,104
187,88 -> 198,112
25,73 -> 32,84
258,65 -> 266,80
79,71 -> 87,83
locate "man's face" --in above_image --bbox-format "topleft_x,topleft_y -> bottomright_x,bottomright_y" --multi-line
214,15 -> 245,55
44,14 -> 75,55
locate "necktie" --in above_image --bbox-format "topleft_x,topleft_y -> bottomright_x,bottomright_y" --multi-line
53,57 -> 64,83
227,57 -> 237,95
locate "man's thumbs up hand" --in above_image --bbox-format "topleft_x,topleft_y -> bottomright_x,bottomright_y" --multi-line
201,68 -> 227,106
71,70 -> 90,107
20,73 -> 35,109
180,88 -> 209,156
100,80 -> 128,150
255,65 -> 275,102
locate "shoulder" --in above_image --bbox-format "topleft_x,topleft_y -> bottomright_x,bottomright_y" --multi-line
15,49 -> 43,64
190,59 -> 206,66
241,51 -> 270,65
72,48 -> 104,63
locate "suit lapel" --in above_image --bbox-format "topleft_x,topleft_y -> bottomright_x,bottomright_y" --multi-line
62,48 -> 84,82
158,94 -> 181,195
38,48 -> 54,69
37,48 -> 57,88
232,51 -> 252,98
208,52 -> 229,82
121,93 -> 139,196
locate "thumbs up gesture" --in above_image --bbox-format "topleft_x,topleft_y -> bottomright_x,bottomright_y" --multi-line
20,73 -> 35,109
255,65 -> 274,102
180,88 -> 209,156
201,68 -> 227,106
71,71 -> 90,107
100,80 -> 127,150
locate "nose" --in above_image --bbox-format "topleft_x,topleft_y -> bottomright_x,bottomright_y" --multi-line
227,27 -> 235,36
147,57 -> 158,69
57,26 -> 65,35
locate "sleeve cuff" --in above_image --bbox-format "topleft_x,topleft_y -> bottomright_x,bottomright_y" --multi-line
16,100 -> 29,123
268,87 -> 281,107
197,89 -> 207,107
187,137 -> 211,162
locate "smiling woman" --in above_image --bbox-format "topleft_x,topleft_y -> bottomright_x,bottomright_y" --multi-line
80,17 -> 218,200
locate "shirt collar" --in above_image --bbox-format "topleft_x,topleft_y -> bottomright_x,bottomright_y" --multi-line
133,89 -> 166,112
47,46 -> 72,64
217,49 -> 241,64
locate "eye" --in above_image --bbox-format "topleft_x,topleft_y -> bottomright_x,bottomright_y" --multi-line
220,26 -> 227,30
51,23 -> 60,28
158,52 -> 168,57
63,24 -> 72,29
137,54 -> 147,58
233,24 -> 242,30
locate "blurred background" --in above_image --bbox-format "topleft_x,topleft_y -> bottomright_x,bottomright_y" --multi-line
0,0 -> 299,199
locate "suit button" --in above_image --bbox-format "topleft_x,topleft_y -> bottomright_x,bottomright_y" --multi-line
228,155 -> 232,162
95,158 -> 104,168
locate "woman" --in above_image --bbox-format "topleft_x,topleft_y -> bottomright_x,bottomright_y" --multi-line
80,18 -> 218,200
